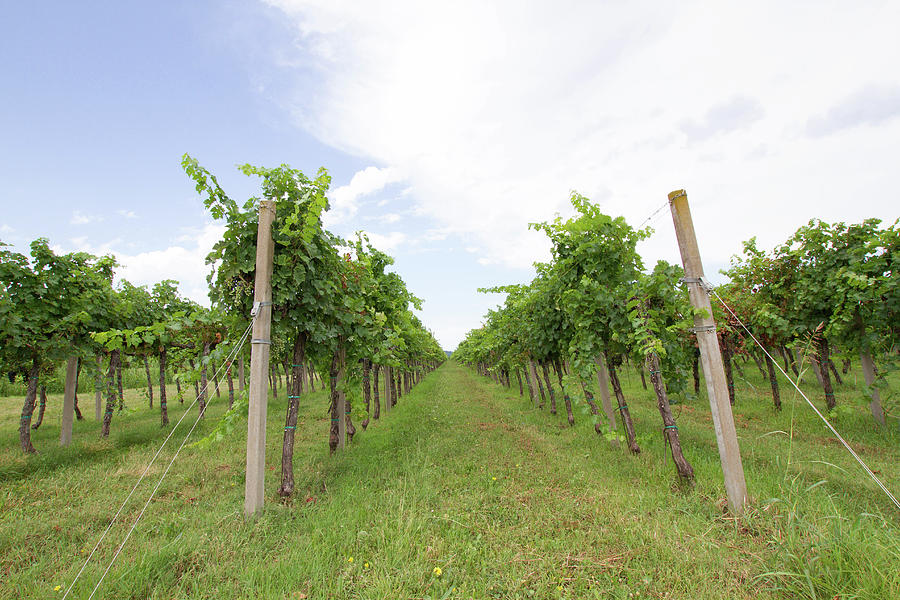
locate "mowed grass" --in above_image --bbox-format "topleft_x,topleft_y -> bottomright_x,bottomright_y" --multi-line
0,359 -> 898,599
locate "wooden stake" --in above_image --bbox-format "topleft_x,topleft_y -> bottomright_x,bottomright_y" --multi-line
238,354 -> 246,392
860,351 -> 885,425
528,360 -> 540,408
337,347 -> 347,450
244,199 -> 275,518
529,359 -> 544,408
95,354 -> 102,421
669,189 -> 748,515
383,366 -> 391,415
811,356 -> 826,388
593,354 -> 618,446
60,356 -> 78,446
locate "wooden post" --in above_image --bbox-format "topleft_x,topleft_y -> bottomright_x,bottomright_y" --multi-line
528,360 -> 540,408
810,356 -> 825,387
244,199 -> 275,518
95,354 -> 102,421
860,351 -> 885,425
238,354 -> 246,392
669,189 -> 748,515
60,356 -> 78,446
336,348 -> 347,450
383,367 -> 391,414
593,354 -> 618,446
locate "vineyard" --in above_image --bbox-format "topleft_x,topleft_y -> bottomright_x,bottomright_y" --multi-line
450,192 -> 900,595
1,171 -> 899,599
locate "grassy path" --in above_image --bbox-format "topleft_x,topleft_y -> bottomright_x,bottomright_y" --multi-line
1,360 -> 898,599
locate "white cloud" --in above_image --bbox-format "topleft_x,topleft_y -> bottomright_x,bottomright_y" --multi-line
376,212 -> 401,224
360,230 -> 406,253
414,313 -> 471,352
420,227 -> 451,242
323,165 -> 405,227
71,210 -> 102,225
117,209 -> 138,219
806,84 -> 900,137
679,96 -> 765,142
265,0 -> 900,276
0,224 -> 13,234
65,223 -> 226,306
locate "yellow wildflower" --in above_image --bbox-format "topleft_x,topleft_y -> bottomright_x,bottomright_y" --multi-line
54,586 -> 61,592
433,567 -> 442,577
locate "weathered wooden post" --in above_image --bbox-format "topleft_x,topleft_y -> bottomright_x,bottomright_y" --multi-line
95,355 -> 102,421
337,350 -> 347,450
245,199 -> 275,518
60,357 -> 78,446
593,354 -> 618,446
383,367 -> 392,415
860,352 -> 885,425
528,360 -> 541,408
669,189 -> 748,515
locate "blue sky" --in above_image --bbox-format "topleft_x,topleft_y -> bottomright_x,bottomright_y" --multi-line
2,1 -> 899,349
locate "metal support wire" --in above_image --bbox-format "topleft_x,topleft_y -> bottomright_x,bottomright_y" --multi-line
639,201 -> 670,229
710,289 -> 900,512
63,319 -> 256,599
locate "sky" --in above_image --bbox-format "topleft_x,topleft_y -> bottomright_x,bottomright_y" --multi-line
2,1 -> 899,350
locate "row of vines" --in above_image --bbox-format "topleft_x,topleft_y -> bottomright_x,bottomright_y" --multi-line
0,154 -> 444,499
453,192 -> 898,482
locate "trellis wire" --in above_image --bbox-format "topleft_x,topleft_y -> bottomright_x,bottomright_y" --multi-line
62,318 -> 255,599
638,200 -> 670,229
710,288 -> 900,512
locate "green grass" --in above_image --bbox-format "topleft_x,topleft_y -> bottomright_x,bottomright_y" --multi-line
1,359 -> 898,599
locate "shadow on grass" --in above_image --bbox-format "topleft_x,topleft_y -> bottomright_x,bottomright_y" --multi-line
0,422 -> 183,485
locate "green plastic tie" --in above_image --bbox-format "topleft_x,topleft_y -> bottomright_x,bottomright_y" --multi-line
330,418 -> 340,422
615,404 -> 627,412
287,395 -> 301,399
664,425 -> 678,430
292,364 -> 303,367
284,426 -> 295,430
21,415 -> 31,420
30,377 -> 39,380
825,392 -> 835,397
649,370 -> 660,375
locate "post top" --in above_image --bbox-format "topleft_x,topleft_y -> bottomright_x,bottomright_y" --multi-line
668,189 -> 686,202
